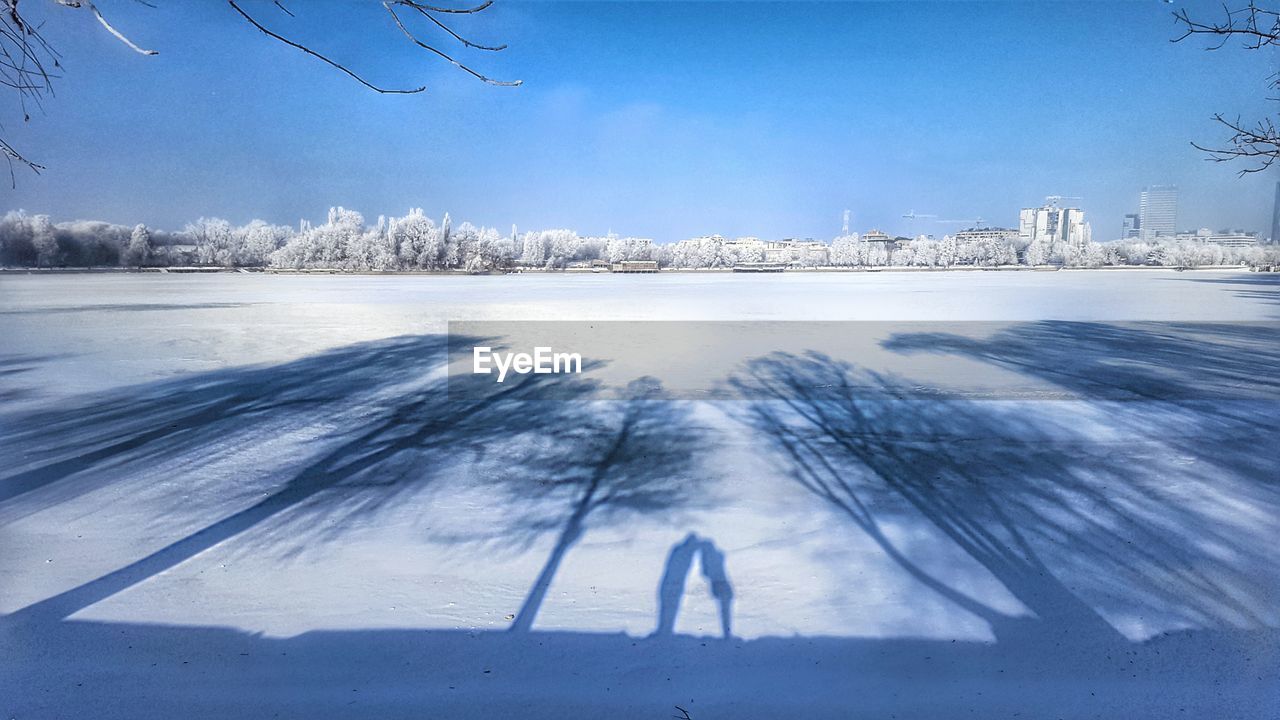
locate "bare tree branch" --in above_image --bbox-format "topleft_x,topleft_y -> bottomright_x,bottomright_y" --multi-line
383,1 -> 520,86
88,1 -> 156,55
395,0 -> 507,51
1,0 -> 521,181
1192,114 -> 1280,175
1172,1 -> 1280,49
398,0 -> 495,15
1,134 -> 44,187
228,0 -> 426,94
1173,2 -> 1280,174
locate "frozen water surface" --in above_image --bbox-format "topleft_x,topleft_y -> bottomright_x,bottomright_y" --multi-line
1,270 -> 1277,719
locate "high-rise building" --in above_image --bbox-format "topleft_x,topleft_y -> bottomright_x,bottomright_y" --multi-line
1019,198 -> 1090,246
1138,185 -> 1178,241
1122,213 -> 1140,239
1270,181 -> 1280,244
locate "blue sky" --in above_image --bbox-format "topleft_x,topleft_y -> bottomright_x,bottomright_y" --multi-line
3,0 -> 1276,240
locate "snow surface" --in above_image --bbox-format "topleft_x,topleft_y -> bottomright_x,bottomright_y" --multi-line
1,270 -> 1278,719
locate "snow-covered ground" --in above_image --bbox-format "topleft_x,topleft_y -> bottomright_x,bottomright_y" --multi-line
2,270 -> 1278,719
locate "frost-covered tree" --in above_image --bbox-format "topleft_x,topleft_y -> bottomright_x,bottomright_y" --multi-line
187,218 -> 236,267
936,234 -> 960,268
389,209 -> 443,269
829,234 -> 861,266
31,214 -> 59,267
120,224 -> 153,267
0,210 -> 38,265
607,236 -> 653,263
513,229 -> 587,269
466,226 -> 514,272
1023,237 -> 1060,266
234,220 -> 294,267
270,207 -> 362,269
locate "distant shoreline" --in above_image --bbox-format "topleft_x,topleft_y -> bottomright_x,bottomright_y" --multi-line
0,264 -> 1264,276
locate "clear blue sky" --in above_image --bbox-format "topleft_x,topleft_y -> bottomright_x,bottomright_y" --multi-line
3,0 -> 1276,240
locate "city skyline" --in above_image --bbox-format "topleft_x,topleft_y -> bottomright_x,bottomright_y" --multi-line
1,2 -> 1275,241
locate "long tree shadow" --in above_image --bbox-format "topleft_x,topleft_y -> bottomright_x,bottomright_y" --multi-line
1176,274 -> 1280,313
731,326 -> 1280,644
1,334 -> 618,626
0,336 -> 457,514
883,321 -> 1280,486
483,378 -> 714,632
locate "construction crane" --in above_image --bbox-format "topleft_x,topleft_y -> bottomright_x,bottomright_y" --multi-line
935,216 -> 987,228
902,209 -> 937,220
1044,195 -> 1082,207
902,210 -> 937,237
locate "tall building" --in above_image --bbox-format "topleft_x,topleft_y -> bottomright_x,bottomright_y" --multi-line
1270,181 -> 1280,244
1122,213 -> 1141,239
1019,198 -> 1091,246
1138,185 -> 1178,241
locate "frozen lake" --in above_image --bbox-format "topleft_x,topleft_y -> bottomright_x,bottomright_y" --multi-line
0,269 -> 1276,397
2,270 -> 1278,719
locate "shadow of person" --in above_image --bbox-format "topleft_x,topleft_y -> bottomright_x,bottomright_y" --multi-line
500,378 -> 715,633
699,538 -> 734,640
651,533 -> 735,640
654,533 -> 702,636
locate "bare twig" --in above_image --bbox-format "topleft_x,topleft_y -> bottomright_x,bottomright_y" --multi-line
399,0 -> 495,15
1192,114 -> 1280,175
1,135 -> 44,186
384,1 -> 520,86
394,0 -> 506,51
1172,1 -> 1280,49
88,2 -> 157,55
228,0 -> 426,94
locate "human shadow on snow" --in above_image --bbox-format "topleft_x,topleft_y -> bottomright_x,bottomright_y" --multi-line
2,320 -> 1278,719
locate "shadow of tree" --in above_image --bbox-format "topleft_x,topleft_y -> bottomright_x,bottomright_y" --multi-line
883,321 -> 1280,488
467,377 -> 716,632
883,321 -> 1280,401
1,334 -> 642,626
1175,274 -> 1280,313
0,336 -> 460,514
730,323 -> 1280,643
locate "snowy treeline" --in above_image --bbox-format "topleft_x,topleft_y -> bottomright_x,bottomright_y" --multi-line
831,235 -> 1017,268
517,230 -> 655,269
267,208 -> 515,272
2,208 -> 1277,270
0,211 -> 182,267
0,209 -> 656,271
824,233 -> 1278,269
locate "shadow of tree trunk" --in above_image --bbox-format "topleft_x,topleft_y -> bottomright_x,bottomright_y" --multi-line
3,335 -> 604,626
504,378 -> 713,633
733,354 -> 1127,643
